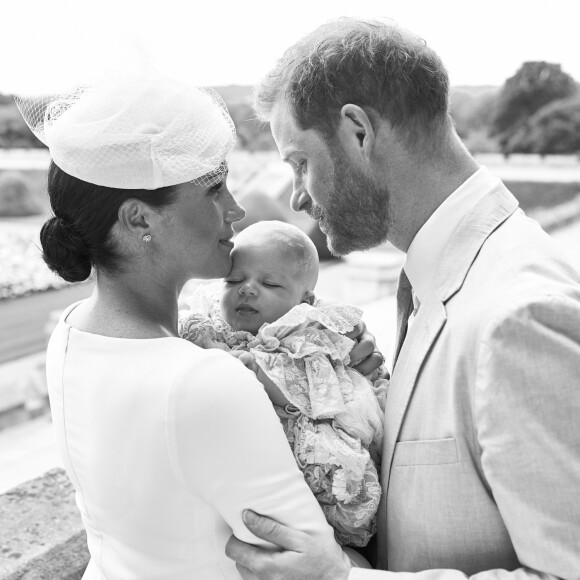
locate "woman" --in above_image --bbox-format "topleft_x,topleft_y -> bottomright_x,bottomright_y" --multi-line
17,78 -> 377,579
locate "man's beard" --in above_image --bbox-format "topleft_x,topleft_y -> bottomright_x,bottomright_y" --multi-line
309,147 -> 390,257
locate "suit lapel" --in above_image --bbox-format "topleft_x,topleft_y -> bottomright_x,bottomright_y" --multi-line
381,183 -> 520,491
381,300 -> 446,482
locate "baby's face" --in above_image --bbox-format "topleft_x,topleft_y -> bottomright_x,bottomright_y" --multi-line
220,242 -> 311,334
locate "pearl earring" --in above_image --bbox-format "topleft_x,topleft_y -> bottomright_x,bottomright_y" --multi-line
142,234 -> 152,243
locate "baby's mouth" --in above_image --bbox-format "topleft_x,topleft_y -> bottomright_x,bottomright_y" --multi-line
236,303 -> 258,314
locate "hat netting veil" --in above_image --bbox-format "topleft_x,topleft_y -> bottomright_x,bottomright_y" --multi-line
14,78 -> 236,190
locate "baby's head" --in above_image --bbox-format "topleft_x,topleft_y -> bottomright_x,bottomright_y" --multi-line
220,220 -> 319,333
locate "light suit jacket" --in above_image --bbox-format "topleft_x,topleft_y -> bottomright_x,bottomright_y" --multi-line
351,183 -> 580,579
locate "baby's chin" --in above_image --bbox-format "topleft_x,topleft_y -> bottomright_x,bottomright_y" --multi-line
225,313 -> 269,334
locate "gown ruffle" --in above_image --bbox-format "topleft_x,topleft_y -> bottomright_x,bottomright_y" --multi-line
179,289 -> 388,547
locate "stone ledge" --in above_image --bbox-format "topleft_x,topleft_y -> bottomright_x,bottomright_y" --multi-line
0,469 -> 88,580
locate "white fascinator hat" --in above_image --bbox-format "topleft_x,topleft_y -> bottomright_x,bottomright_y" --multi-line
14,77 -> 236,190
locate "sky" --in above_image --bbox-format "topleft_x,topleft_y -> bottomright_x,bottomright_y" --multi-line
1,0 -> 579,95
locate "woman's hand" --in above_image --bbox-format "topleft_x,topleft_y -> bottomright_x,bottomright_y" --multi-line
346,321 -> 388,379
230,350 -> 259,374
231,350 -> 291,407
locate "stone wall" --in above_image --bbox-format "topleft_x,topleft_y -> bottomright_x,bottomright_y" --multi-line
0,469 -> 88,580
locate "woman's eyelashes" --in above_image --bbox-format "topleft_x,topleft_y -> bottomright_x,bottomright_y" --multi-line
208,180 -> 225,195
296,159 -> 307,174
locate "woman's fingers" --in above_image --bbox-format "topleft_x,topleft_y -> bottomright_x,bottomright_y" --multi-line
230,351 -> 258,373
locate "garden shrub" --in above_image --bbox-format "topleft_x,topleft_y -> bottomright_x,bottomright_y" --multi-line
0,171 -> 42,217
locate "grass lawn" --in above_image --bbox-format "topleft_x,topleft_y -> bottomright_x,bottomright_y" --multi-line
504,181 -> 580,212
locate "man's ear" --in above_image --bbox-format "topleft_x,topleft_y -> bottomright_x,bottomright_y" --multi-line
335,104 -> 377,162
301,291 -> 316,306
118,199 -> 152,239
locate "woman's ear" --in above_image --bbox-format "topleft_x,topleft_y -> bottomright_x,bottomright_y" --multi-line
118,199 -> 152,239
336,104 -> 377,162
301,290 -> 316,306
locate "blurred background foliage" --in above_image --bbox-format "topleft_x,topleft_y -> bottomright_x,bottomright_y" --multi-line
1,61 -> 579,156
1,61 -> 579,221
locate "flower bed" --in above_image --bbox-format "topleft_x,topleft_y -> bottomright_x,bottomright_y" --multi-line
0,229 -> 67,300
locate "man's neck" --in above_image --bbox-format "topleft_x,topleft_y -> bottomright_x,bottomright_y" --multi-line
386,139 -> 479,253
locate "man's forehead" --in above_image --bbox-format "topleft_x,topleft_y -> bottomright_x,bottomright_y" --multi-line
270,101 -> 300,148
270,100 -> 320,161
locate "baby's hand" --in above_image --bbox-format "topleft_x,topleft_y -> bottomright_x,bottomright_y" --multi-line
230,350 -> 259,374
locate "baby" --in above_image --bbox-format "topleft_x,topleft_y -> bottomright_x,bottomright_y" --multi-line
179,221 -> 388,547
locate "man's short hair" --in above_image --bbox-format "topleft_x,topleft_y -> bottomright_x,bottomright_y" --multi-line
255,18 -> 450,146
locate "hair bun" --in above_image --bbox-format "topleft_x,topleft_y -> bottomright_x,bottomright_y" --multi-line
40,216 -> 92,283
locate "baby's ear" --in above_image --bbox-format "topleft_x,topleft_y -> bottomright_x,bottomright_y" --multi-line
302,291 -> 316,306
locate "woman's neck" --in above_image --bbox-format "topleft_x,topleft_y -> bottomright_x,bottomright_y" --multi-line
69,269 -> 183,339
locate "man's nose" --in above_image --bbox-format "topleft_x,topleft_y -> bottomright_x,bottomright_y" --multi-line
290,186 -> 311,213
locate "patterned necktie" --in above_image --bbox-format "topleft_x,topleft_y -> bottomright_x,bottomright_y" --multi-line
393,268 -> 414,368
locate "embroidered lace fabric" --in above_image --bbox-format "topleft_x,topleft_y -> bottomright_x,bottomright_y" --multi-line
179,287 -> 389,546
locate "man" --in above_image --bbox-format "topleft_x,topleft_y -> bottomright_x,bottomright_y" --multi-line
226,18 -> 580,579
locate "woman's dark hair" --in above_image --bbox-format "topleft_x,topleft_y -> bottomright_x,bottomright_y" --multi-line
40,161 -> 179,283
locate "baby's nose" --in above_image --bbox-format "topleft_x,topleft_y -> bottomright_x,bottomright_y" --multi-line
238,282 -> 257,296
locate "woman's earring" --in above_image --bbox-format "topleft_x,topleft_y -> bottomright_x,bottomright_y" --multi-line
142,234 -> 152,243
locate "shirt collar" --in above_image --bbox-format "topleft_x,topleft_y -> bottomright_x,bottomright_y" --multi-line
404,166 -> 501,306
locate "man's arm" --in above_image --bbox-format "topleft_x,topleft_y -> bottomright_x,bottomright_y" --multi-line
472,295 -> 580,577
226,294 -> 580,580
225,510 -> 351,580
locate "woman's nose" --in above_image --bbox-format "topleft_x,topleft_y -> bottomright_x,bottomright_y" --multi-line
224,192 -> 245,224
290,185 -> 311,213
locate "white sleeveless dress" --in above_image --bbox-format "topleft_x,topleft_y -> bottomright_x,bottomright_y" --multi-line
46,301 -> 333,580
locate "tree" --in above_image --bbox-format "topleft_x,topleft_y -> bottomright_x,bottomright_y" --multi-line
450,87 -> 498,139
0,101 -> 46,148
505,96 -> 580,155
491,62 -> 578,152
227,102 -> 276,151
0,171 -> 42,216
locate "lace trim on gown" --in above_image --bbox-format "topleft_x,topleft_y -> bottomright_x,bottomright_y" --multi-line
179,290 -> 388,547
